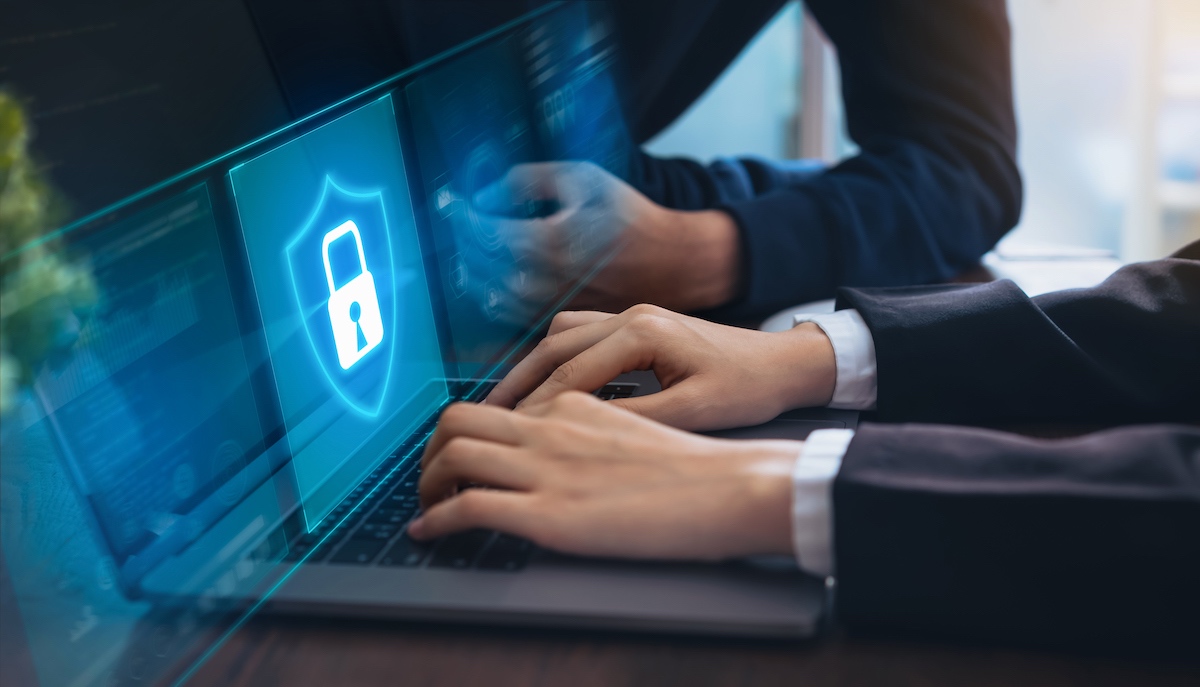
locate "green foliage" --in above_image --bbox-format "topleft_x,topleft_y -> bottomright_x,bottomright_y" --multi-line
0,90 -> 97,413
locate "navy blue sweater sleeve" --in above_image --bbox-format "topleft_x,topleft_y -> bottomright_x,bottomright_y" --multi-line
633,0 -> 1021,322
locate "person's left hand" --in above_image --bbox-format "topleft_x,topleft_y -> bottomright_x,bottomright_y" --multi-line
408,392 -> 800,561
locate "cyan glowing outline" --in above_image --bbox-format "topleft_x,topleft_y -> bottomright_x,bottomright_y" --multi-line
285,176 -> 398,418
169,241 -> 621,687
167,419 -> 439,687
1,1 -> 564,264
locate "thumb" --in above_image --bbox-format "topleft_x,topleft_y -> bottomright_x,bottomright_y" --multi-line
607,381 -> 710,432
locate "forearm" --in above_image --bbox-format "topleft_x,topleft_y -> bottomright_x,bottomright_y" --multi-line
666,209 -> 743,312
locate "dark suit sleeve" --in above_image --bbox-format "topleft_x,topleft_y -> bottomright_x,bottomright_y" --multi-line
833,423 -> 1200,653
835,242 -> 1200,426
632,0 -> 1021,322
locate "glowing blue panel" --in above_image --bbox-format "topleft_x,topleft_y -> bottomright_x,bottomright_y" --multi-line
228,94 -> 447,529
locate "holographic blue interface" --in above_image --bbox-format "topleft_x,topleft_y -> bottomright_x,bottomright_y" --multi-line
406,3 -> 631,377
31,185 -> 264,568
229,94 -> 448,530
0,4 -> 631,684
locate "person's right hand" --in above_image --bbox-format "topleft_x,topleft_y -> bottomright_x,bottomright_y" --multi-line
471,161 -> 742,316
485,304 -> 838,432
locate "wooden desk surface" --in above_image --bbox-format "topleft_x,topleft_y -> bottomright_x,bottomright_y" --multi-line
192,615 -> 1200,686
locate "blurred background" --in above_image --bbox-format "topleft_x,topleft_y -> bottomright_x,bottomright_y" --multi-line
648,0 -> 1200,265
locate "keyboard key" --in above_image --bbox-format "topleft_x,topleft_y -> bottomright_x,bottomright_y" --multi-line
429,529 -> 494,569
386,493 -> 420,508
598,383 -> 636,399
379,535 -> 433,567
329,540 -> 387,565
352,523 -> 400,541
476,535 -> 535,572
367,507 -> 411,524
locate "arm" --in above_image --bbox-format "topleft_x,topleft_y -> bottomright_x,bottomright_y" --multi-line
635,0 -> 1021,322
838,243 -> 1200,425
834,422 -> 1200,653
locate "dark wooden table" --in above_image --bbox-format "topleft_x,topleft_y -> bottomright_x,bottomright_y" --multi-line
191,614 -> 1200,686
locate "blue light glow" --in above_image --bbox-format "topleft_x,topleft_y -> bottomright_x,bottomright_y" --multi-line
285,179 -> 396,416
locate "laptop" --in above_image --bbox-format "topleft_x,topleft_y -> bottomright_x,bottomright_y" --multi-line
29,3 -> 858,652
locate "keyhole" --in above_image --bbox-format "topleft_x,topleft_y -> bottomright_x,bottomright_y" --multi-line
349,301 -> 367,351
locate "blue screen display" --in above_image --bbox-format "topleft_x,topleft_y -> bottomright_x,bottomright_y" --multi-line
228,94 -> 448,529
32,185 -> 263,565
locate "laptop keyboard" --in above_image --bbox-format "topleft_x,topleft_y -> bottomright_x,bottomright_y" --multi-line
282,382 -> 637,572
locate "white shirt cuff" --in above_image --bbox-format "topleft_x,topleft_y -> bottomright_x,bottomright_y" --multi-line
791,428 -> 854,577
793,309 -> 878,411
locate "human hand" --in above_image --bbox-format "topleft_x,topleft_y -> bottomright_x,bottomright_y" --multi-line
409,393 -> 799,560
472,161 -> 742,314
485,304 -> 837,432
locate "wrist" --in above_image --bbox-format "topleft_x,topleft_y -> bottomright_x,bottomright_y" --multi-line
729,439 -> 805,557
772,323 -> 837,410
662,208 -> 742,311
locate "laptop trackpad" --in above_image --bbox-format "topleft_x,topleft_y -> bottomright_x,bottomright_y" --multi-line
703,418 -> 845,442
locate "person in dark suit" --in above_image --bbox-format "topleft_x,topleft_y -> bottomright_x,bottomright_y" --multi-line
247,0 -> 1020,321
409,239 -> 1200,652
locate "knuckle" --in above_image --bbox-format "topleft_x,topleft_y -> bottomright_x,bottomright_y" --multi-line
532,334 -> 561,358
438,402 -> 473,427
453,490 -> 488,521
550,311 -> 575,331
625,303 -> 663,318
547,358 -> 580,386
628,312 -> 673,338
554,390 -> 594,411
440,437 -> 470,464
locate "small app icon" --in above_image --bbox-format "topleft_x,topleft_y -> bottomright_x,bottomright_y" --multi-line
435,184 -> 456,218
447,254 -> 468,298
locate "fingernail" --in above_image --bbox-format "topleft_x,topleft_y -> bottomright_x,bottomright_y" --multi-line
407,517 -> 425,538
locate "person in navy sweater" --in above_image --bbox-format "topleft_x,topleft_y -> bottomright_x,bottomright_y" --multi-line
249,0 -> 1021,322
479,0 -> 1021,321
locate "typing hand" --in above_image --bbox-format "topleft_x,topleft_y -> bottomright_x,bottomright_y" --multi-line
485,304 -> 837,432
473,161 -> 742,314
410,393 -> 798,560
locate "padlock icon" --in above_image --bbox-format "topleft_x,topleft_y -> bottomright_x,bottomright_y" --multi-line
322,220 -> 384,370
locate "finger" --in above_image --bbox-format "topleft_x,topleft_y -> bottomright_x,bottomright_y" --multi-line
419,437 -> 537,510
490,215 -> 582,267
472,163 -> 560,213
504,266 -> 559,304
605,383 -> 702,429
407,489 -> 540,541
547,310 -> 614,336
485,315 -> 631,408
422,403 -> 523,469
495,162 -> 565,200
518,327 -> 655,409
